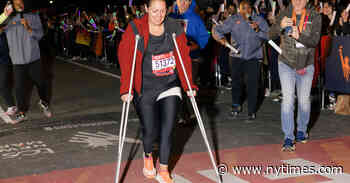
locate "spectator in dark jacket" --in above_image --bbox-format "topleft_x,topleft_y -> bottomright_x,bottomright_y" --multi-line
0,26 -> 17,122
336,6 -> 350,36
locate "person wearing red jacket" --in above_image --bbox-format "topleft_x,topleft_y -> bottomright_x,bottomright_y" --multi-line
118,0 -> 197,182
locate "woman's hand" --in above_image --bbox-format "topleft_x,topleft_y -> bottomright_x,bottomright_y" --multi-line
4,4 -> 13,17
187,90 -> 197,97
342,11 -> 349,24
280,16 -> 293,29
121,94 -> 133,102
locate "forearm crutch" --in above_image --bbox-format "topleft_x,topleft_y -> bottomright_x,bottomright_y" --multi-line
172,33 -> 222,183
115,34 -> 140,183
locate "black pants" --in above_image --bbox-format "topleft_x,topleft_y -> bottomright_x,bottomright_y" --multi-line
0,64 -> 15,107
134,94 -> 180,165
76,44 -> 90,58
268,45 -> 281,91
13,60 -> 49,112
230,57 -> 260,114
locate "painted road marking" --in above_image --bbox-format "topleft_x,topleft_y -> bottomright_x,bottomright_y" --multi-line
58,57 -> 121,79
43,119 -> 139,131
69,131 -> 141,148
173,174 -> 193,183
198,169 -> 249,183
0,141 -> 55,159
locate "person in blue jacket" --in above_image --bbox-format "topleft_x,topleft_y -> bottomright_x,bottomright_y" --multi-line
169,0 -> 210,125
170,0 -> 210,84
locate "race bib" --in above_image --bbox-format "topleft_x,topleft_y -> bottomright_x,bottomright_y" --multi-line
152,51 -> 176,77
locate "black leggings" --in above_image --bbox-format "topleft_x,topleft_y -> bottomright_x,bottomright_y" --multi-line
134,95 -> 180,165
13,60 -> 49,112
0,64 -> 15,107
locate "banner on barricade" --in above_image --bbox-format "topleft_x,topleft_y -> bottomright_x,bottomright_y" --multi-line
325,36 -> 350,93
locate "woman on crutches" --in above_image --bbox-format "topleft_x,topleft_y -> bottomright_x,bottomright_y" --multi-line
118,0 -> 197,182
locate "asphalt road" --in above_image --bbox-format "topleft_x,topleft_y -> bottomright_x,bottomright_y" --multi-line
0,58 -> 349,183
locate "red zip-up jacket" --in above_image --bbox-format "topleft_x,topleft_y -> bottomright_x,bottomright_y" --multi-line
118,14 -> 198,96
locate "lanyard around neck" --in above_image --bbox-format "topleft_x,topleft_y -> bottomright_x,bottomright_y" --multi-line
292,9 -> 308,33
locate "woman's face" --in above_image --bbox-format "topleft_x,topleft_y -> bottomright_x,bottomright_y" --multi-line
147,0 -> 167,26
323,3 -> 333,15
291,0 -> 307,13
176,0 -> 191,14
13,0 -> 25,12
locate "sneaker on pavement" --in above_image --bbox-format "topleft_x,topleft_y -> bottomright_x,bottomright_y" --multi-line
272,97 -> 281,102
246,113 -> 256,122
38,100 -> 52,118
5,106 -> 17,116
230,105 -> 242,118
295,131 -> 309,143
11,112 -> 28,124
156,169 -> 173,183
222,82 -> 232,90
281,138 -> 296,152
143,153 -> 156,179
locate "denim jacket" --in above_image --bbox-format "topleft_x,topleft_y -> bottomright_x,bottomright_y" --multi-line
214,14 -> 269,60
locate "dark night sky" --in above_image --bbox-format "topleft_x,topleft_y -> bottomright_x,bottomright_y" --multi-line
0,0 -> 128,11
0,0 -> 221,13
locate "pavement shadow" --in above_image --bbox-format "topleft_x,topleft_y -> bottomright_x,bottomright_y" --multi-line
119,127 -> 142,183
168,87 -> 223,172
201,88 -> 223,170
168,119 -> 197,172
308,96 -> 322,131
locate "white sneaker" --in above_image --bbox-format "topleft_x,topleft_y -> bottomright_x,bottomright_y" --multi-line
72,56 -> 80,61
5,106 -> 17,116
38,100 -> 52,118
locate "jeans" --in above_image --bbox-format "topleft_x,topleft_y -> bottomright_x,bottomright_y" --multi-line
278,62 -> 314,140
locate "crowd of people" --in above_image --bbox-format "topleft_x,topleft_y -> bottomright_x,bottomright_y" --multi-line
1,0 -> 350,182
